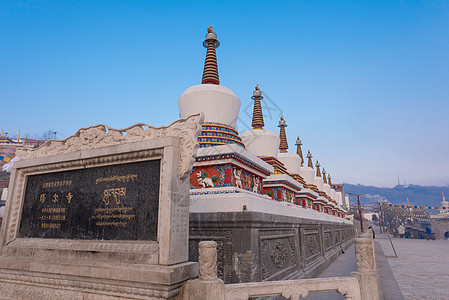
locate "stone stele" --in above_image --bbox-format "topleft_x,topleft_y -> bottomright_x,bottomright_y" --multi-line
0,113 -> 203,300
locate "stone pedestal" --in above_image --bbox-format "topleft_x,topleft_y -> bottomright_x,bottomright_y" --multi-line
0,260 -> 198,300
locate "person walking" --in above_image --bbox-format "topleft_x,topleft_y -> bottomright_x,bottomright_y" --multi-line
368,225 -> 375,239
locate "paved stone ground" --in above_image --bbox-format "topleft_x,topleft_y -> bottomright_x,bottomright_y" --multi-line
304,244 -> 356,299
375,227 -> 449,300
306,227 -> 406,300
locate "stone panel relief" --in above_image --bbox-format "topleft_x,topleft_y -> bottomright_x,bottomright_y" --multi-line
270,240 -> 288,268
259,231 -> 297,281
335,230 -> 341,245
304,232 -> 321,259
324,231 -> 333,250
348,228 -> 354,240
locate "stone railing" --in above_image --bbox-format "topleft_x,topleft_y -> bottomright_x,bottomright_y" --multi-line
180,232 -> 379,300
224,277 -> 360,300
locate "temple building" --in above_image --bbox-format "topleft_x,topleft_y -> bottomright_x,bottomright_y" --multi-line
0,131 -> 45,190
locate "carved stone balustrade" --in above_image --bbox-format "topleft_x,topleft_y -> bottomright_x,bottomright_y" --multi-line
180,236 -> 385,300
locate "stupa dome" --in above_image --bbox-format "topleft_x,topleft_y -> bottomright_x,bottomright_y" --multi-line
330,189 -> 336,202
314,176 -> 324,190
336,192 -> 343,206
300,167 -> 314,184
178,84 -> 241,127
241,129 -> 279,157
323,183 -> 331,196
277,152 -> 301,175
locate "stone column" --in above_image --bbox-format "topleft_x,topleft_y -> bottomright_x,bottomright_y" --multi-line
179,241 -> 225,300
351,236 -> 379,300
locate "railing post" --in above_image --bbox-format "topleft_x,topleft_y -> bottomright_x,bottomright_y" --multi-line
351,234 -> 380,300
179,241 -> 225,300
199,241 -> 218,281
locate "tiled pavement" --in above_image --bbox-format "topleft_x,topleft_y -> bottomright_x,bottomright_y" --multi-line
376,230 -> 449,300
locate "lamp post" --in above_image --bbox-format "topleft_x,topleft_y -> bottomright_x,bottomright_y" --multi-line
377,202 -> 383,233
348,193 -> 366,233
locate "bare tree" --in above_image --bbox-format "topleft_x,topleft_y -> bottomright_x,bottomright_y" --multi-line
41,130 -> 55,140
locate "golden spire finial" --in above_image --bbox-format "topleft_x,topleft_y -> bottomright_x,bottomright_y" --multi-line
295,136 -> 303,166
307,150 -> 313,168
202,26 -> 220,85
322,168 -> 327,183
315,160 -> 321,177
328,173 -> 332,187
251,84 -> 264,129
278,115 -> 288,152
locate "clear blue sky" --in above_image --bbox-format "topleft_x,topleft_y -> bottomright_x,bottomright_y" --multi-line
1,1 -> 448,187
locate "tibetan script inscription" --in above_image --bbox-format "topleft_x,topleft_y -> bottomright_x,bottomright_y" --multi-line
18,160 -> 160,240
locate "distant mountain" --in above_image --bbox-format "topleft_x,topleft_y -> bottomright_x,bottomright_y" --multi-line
343,183 -> 449,207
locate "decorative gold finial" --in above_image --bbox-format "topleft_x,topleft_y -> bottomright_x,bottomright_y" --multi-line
315,160 -> 321,177
322,168 -> 327,184
278,115 -> 288,152
295,136 -> 303,166
251,84 -> 264,129
307,150 -> 313,168
202,26 -> 220,85
328,174 -> 332,187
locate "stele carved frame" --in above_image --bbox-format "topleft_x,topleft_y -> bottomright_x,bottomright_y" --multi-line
0,113 -> 203,266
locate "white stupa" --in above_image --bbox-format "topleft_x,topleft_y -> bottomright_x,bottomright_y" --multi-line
276,116 -> 302,175
300,150 -> 315,184
335,191 -> 342,206
313,161 -> 324,190
440,193 -> 449,213
322,168 -> 331,196
177,26 -> 244,148
240,85 -> 279,157
328,174 -> 337,201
